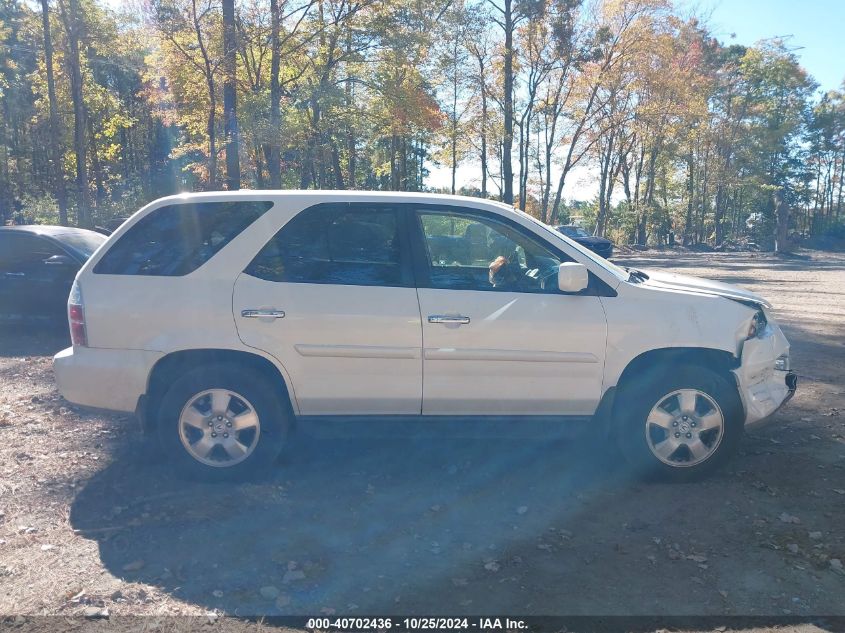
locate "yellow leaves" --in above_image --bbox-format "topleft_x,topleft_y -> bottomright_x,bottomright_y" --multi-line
369,50 -> 444,137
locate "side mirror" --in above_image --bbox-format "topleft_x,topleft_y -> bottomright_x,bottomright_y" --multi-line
44,254 -> 75,266
558,262 -> 589,293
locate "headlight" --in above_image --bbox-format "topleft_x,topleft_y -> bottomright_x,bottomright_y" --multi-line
775,354 -> 790,371
747,310 -> 768,339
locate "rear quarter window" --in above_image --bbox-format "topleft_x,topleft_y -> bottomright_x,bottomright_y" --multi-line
94,200 -> 272,276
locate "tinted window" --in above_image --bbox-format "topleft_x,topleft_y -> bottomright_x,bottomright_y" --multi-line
0,234 -> 63,270
245,204 -> 408,287
94,201 -> 272,276
57,230 -> 106,259
419,211 -> 565,293
558,225 -> 590,238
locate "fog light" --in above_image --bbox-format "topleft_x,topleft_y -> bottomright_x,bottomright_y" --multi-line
775,354 -> 790,371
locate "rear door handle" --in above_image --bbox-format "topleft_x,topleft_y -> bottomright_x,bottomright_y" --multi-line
241,309 -> 285,319
428,314 -> 470,325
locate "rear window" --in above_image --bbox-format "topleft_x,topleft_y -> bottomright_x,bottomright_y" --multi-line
57,230 -> 106,259
94,201 -> 272,276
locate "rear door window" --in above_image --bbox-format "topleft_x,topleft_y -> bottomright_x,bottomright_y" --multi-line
0,234 -> 64,271
94,200 -> 272,276
245,203 -> 412,287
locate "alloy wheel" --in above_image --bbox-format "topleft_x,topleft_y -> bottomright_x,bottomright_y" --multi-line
178,389 -> 261,467
645,388 -> 725,468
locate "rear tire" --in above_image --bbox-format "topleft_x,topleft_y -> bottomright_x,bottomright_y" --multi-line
156,363 -> 290,481
615,364 -> 744,482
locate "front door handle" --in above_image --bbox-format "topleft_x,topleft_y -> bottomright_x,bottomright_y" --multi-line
241,309 -> 285,319
428,314 -> 470,325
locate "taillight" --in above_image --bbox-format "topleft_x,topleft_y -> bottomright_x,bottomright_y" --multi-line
68,280 -> 87,347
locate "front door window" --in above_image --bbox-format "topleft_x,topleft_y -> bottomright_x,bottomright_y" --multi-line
417,211 -> 564,293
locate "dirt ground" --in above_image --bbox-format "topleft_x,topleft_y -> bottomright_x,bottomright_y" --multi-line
0,250 -> 844,623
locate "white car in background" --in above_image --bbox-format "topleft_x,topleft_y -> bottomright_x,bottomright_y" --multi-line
53,191 -> 796,480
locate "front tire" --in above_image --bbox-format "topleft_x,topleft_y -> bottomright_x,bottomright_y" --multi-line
616,365 -> 744,482
156,363 -> 289,481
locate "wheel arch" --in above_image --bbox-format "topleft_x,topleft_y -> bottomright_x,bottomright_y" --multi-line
141,348 -> 297,434
616,347 -> 739,392
602,346 -> 741,437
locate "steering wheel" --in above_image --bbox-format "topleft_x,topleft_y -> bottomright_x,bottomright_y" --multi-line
525,258 -> 560,290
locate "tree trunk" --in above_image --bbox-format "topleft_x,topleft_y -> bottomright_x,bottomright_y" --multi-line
473,48 -> 489,198
637,144 -> 659,246
41,0 -> 68,226
331,141 -> 345,189
87,117 -> 105,209
684,153 -> 694,245
222,0 -> 240,190
267,0 -> 282,188
714,183 -> 727,246
480,89 -> 488,198
594,133 -> 614,237
835,145 -> 844,222
390,134 -> 398,190
774,188 -> 790,253
207,89 -> 217,189
400,137 -> 408,191
63,0 -> 89,227
501,0 -> 514,204
190,0 -> 217,188
345,32 -> 356,189
253,144 -> 265,188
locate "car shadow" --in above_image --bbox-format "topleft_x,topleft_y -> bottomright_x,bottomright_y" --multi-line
0,322 -> 69,357
56,254 -> 845,617
68,431 -> 642,615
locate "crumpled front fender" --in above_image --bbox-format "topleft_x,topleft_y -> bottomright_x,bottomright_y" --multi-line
732,314 -> 793,425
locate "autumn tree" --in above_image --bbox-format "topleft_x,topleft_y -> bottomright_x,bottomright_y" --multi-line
1,0 -> 843,256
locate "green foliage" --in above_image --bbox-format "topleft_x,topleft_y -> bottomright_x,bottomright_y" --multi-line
17,192 -> 60,225
0,0 -> 842,251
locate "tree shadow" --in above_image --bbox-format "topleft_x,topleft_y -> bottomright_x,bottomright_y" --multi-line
57,253 -> 845,617
68,432 -> 639,615
617,252 -> 845,274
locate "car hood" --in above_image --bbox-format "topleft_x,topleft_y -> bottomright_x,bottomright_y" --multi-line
640,269 -> 771,308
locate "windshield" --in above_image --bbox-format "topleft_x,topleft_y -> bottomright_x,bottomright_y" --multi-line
516,211 -> 628,281
57,230 -> 107,259
559,225 -> 590,238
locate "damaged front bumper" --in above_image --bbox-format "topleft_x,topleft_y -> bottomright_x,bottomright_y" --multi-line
732,314 -> 797,426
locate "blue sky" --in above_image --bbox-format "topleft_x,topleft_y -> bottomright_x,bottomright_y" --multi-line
694,0 -> 845,92
432,0 -> 845,192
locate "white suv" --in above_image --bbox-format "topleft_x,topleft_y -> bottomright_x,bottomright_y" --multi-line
53,191 -> 796,480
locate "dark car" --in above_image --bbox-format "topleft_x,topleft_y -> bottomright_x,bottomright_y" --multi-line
0,225 -> 106,324
94,217 -> 129,235
556,224 -> 614,259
